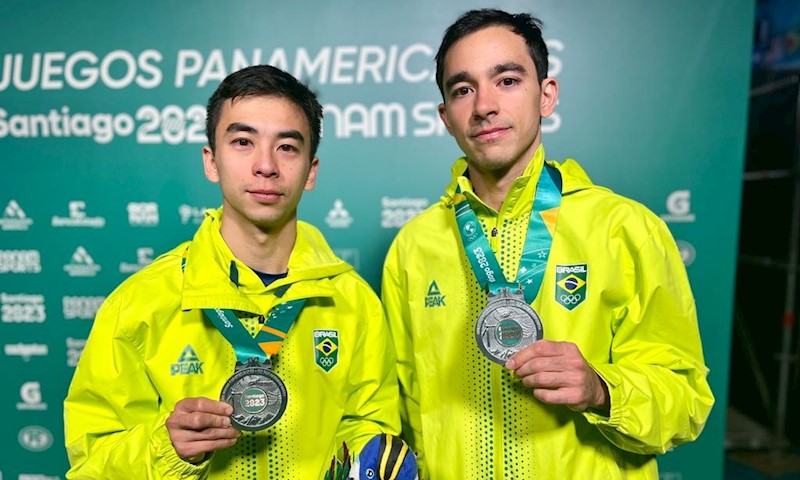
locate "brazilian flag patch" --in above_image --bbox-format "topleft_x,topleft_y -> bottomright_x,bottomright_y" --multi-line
314,329 -> 339,372
555,264 -> 587,311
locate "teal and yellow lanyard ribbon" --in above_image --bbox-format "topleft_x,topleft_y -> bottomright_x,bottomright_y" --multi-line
454,163 -> 562,304
203,300 -> 306,364
181,248 -> 306,363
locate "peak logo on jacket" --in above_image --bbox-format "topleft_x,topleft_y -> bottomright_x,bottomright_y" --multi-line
555,264 -> 587,310
424,281 -> 446,307
170,344 -> 204,375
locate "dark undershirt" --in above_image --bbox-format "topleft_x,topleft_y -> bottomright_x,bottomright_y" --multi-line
251,268 -> 288,287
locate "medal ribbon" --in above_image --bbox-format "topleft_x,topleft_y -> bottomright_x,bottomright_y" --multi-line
181,248 -> 306,364
203,300 -> 306,364
454,163 -> 562,303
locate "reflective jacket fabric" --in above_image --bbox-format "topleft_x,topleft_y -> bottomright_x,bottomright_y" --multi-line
381,146 -> 714,480
65,208 -> 400,480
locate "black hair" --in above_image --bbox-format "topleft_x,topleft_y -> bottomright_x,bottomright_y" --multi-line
205,65 -> 323,156
435,8 -> 549,98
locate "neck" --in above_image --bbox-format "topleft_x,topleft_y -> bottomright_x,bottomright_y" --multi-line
219,215 -> 296,274
469,160 -> 537,211
467,142 -> 543,211
468,171 -> 516,211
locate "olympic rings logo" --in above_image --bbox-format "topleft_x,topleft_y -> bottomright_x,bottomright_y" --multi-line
559,293 -> 582,305
319,356 -> 336,367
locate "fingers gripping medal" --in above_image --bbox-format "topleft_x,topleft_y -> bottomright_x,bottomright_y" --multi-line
221,357 -> 287,431
476,287 -> 543,365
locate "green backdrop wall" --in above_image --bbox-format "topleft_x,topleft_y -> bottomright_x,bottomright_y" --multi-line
0,1 -> 754,478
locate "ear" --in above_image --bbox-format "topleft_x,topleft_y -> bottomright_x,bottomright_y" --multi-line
539,77 -> 559,118
304,156 -> 320,191
202,146 -> 220,183
438,102 -> 455,136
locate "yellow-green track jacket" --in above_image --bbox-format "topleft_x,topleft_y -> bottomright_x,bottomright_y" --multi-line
65,208 -> 400,479
381,146 -> 714,479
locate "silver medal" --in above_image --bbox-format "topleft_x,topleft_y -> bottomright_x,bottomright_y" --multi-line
475,288 -> 543,365
220,357 -> 287,431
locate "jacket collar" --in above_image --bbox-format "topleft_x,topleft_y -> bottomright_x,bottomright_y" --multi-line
180,208 -> 351,312
441,145 -> 595,216
442,145 -> 546,218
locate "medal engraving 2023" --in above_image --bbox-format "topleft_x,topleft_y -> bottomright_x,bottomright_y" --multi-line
220,358 -> 287,431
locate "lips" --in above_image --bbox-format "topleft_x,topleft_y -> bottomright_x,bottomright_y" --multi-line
248,188 -> 283,202
473,126 -> 510,141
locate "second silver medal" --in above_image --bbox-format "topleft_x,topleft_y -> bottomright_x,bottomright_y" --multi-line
475,288 -> 544,365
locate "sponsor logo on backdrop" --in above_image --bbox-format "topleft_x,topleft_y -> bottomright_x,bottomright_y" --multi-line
19,475 -> 60,480
51,200 -> 105,228
660,190 -> 696,223
0,199 -> 33,231
333,248 -> 360,270
17,381 -> 47,411
660,473 -> 683,480
178,204 -> 210,225
66,337 -> 86,367
63,296 -> 105,320
128,202 -> 159,226
120,247 -> 154,274
325,199 -> 353,228
1,293 -> 46,323
381,197 -> 429,228
676,240 -> 696,267
4,343 -> 48,361
171,345 -> 205,375
18,426 -> 53,452
64,246 -> 101,277
0,250 -> 41,274
424,281 -> 446,307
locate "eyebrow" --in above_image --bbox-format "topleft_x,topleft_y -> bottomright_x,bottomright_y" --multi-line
492,62 -> 527,77
276,130 -> 305,144
444,71 -> 473,93
444,62 -> 528,92
224,123 -> 305,144
225,122 -> 258,137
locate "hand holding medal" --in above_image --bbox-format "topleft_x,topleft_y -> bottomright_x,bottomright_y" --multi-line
165,397 -> 240,463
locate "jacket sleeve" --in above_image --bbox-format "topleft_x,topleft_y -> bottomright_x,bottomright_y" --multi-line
583,220 -> 715,455
380,239 -> 427,475
333,277 -> 402,456
63,291 -> 209,480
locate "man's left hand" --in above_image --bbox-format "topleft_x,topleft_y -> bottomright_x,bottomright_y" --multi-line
506,340 -> 609,413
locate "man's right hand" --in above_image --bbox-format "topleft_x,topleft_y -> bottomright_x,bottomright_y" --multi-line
166,397 -> 241,464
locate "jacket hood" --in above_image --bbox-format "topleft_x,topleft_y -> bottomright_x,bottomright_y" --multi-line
180,208 -> 351,312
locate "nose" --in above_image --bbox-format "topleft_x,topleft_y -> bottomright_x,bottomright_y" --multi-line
473,86 -> 498,120
253,148 -> 278,177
